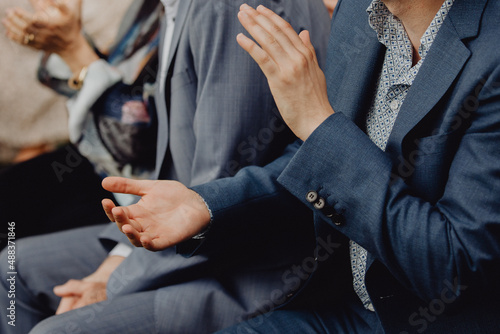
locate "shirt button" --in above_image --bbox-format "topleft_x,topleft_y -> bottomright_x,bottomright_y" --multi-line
306,191 -> 318,203
389,100 -> 399,110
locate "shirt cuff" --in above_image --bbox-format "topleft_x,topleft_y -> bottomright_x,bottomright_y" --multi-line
108,242 -> 133,258
191,195 -> 213,240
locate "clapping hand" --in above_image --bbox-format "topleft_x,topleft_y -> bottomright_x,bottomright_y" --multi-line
2,0 -> 82,53
102,177 -> 211,252
236,4 -> 334,141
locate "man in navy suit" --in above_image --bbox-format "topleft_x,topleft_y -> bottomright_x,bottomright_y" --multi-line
103,0 -> 500,332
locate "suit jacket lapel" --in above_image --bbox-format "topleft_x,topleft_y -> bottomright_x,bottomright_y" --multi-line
326,2 -> 384,129
385,0 -> 486,159
154,0 -> 193,179
166,0 -> 192,71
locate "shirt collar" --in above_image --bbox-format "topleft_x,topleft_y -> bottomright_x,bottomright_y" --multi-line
367,0 -> 455,60
161,0 -> 180,23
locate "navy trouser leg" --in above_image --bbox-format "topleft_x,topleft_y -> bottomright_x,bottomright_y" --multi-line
216,292 -> 384,334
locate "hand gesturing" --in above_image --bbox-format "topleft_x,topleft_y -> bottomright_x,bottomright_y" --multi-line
102,177 -> 211,251
236,4 -> 334,141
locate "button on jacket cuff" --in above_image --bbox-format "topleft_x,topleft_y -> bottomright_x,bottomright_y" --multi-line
277,111 -> 392,244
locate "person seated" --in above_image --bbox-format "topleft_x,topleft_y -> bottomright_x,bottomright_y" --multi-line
99,0 -> 500,333
0,0 -> 332,333
0,0 -> 164,240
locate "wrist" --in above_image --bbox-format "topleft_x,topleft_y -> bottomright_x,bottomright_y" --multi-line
59,34 -> 99,75
89,255 -> 125,282
296,107 -> 335,141
191,193 -> 213,240
191,191 -> 212,239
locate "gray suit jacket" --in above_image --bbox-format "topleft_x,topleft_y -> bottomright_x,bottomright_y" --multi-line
97,0 -> 332,332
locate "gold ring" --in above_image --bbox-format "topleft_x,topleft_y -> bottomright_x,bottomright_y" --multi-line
23,33 -> 35,45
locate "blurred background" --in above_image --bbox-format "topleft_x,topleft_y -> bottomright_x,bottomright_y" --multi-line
0,0 -> 132,167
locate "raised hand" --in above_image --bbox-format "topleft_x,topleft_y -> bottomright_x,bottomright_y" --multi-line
236,4 -> 334,141
3,0 -> 82,51
102,177 -> 211,251
2,0 -> 96,73
28,0 -> 56,11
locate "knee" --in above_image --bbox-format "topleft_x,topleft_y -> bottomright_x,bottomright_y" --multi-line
30,312 -> 91,334
29,315 -> 76,334
0,236 -> 50,292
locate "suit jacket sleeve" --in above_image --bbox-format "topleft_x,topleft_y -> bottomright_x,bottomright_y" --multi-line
180,141 -> 315,258
277,64 -> 500,303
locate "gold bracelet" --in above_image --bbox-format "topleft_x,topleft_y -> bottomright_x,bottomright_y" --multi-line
68,66 -> 89,90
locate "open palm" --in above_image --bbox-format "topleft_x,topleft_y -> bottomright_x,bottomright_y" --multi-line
102,178 -> 211,251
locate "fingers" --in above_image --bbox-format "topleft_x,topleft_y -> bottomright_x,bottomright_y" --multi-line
236,31 -> 275,76
298,30 -> 317,58
121,222 -> 144,248
104,200 -> 142,236
102,193 -> 147,247
48,0 -> 71,16
139,234 -> 162,252
111,206 -> 144,247
29,0 -> 53,12
71,285 -> 106,310
237,4 -> 313,70
237,8 -> 282,71
54,279 -> 106,314
2,8 -> 34,44
2,16 -> 22,43
101,198 -> 116,222
12,8 -> 37,27
102,177 -> 152,196
55,296 -> 77,315
247,4 -> 305,52
53,279 -> 86,297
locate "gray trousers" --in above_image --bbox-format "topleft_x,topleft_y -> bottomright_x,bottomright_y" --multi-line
0,225 -> 258,334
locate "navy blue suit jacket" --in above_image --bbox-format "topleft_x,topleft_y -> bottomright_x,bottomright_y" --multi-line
193,0 -> 500,332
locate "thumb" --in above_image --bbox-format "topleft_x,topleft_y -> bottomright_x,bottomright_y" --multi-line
46,0 -> 68,13
53,279 -> 85,297
102,177 -> 153,196
55,296 -> 78,315
49,0 -> 81,15
298,30 -> 316,55
28,0 -> 44,11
